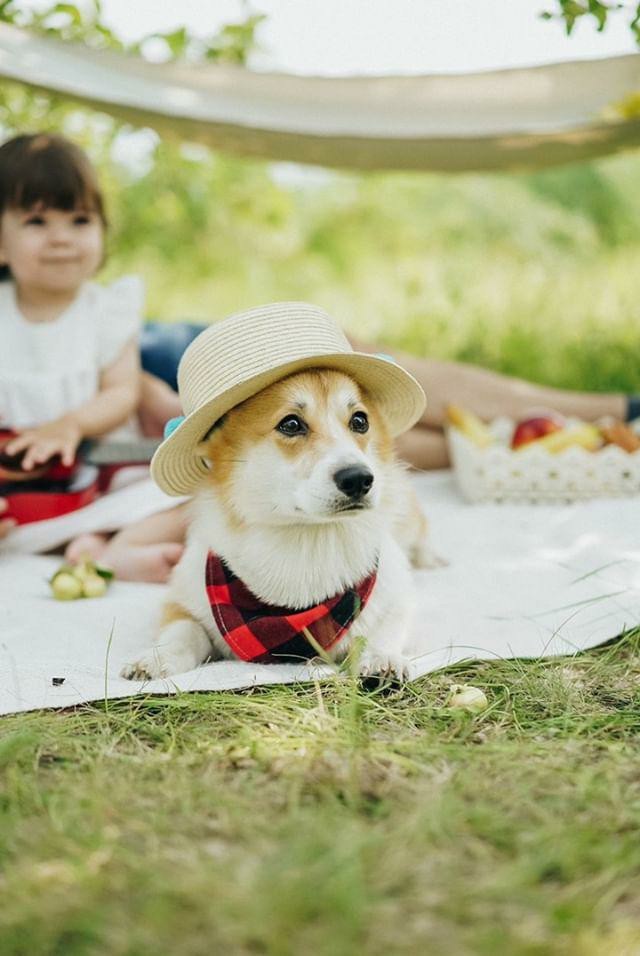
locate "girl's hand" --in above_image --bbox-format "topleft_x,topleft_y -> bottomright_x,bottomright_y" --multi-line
4,419 -> 82,471
0,499 -> 16,539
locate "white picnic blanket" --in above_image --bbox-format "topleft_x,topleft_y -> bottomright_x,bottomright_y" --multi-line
1,470 -> 639,716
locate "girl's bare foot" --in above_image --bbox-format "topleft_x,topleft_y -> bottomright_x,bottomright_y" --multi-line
100,541 -> 184,584
65,532 -> 109,564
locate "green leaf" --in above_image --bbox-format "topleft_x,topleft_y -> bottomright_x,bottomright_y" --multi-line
95,565 -> 115,581
49,3 -> 83,26
157,26 -> 189,58
0,0 -> 18,23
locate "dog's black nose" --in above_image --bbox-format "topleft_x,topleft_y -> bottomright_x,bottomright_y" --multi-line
333,465 -> 374,500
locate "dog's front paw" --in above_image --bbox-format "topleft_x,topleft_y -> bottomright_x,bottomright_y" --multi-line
120,651 -> 165,681
358,650 -> 411,682
120,648 -> 177,681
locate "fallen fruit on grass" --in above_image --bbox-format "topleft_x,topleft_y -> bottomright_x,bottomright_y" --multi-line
50,570 -> 83,601
511,415 -> 563,449
445,405 -> 494,447
447,684 -> 489,713
49,558 -> 113,600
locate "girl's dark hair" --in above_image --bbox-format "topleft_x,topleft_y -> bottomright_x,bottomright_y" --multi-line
0,133 -> 107,280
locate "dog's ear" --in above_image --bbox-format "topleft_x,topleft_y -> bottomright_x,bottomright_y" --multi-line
195,439 -> 213,462
195,415 -> 227,461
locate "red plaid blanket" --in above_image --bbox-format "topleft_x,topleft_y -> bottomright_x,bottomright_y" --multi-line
205,551 -> 377,663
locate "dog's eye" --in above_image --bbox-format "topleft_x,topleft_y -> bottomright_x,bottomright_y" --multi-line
349,412 -> 369,434
277,415 -> 308,436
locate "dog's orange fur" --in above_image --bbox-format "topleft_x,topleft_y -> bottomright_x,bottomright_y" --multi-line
159,600 -> 195,628
196,369 -> 394,524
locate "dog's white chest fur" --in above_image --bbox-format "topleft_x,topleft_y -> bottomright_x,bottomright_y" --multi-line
171,492 -> 415,668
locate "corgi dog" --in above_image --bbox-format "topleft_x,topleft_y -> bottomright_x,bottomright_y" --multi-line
122,368 -> 438,682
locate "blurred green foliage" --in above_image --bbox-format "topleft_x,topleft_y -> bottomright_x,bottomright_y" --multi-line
541,0 -> 640,43
0,0 -> 639,393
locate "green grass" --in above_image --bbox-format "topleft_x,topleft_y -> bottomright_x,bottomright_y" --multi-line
2,630 -> 640,955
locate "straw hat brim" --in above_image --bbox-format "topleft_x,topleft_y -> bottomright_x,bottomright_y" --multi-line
151,351 -> 426,496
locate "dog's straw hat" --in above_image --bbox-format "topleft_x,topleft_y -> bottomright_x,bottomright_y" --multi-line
151,302 -> 426,496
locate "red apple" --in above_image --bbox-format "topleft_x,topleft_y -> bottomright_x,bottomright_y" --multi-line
511,415 -> 563,449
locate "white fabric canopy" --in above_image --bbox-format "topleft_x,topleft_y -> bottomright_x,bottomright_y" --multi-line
1,23 -> 640,171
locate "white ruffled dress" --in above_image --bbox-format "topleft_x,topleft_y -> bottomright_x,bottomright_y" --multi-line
0,276 -> 143,431
0,276 -> 180,552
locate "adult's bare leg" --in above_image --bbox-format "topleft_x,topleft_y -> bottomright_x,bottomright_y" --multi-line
350,338 -> 626,428
395,425 -> 449,471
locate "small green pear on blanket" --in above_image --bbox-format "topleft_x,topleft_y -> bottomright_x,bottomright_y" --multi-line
50,557 -> 114,601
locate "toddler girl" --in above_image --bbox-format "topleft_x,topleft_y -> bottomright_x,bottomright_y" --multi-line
0,132 -> 186,581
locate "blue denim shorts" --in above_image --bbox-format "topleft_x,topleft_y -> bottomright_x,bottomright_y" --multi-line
140,322 -> 204,391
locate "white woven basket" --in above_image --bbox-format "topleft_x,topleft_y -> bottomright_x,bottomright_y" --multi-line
447,417 -> 640,503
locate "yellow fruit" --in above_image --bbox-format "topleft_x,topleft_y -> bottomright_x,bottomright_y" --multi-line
81,574 -> 108,599
533,423 -> 602,453
51,572 -> 83,601
447,684 -> 489,713
445,404 -> 494,447
73,558 -> 96,584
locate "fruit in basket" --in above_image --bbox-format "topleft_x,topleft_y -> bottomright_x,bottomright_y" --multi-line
445,405 -> 494,447
599,420 -> 640,453
511,415 -> 563,449
527,422 -> 602,453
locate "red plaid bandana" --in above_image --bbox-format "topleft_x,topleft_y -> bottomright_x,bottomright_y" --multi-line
205,551 -> 377,663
